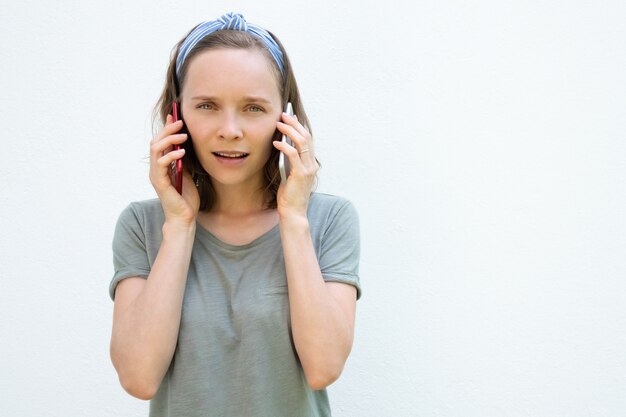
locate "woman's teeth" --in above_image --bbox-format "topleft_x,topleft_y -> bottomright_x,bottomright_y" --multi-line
214,152 -> 248,158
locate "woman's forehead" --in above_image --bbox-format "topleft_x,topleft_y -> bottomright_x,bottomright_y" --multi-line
182,48 -> 281,99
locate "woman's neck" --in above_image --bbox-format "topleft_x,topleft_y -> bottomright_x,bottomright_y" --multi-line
210,182 -> 269,216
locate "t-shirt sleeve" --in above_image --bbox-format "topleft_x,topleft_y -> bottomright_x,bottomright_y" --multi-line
318,199 -> 362,300
109,203 -> 151,300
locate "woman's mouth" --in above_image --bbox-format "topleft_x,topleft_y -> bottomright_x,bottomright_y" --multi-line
213,151 -> 249,159
212,151 -> 250,165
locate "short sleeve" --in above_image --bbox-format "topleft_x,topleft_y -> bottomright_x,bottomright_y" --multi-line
318,200 -> 362,300
109,203 -> 151,300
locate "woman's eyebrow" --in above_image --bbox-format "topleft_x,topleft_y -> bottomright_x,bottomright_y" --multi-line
242,96 -> 272,104
190,95 -> 217,101
189,95 -> 272,103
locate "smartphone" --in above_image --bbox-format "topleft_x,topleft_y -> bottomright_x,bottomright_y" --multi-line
278,102 -> 294,183
171,102 -> 183,194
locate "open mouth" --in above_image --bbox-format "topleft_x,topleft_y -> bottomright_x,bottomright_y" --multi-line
212,151 -> 249,159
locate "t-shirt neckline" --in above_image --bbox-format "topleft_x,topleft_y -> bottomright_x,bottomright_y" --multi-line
194,221 -> 280,251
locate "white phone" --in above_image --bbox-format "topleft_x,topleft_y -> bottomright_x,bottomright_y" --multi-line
279,102 -> 294,183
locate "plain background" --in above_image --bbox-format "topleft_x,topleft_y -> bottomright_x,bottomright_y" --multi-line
1,1 -> 625,416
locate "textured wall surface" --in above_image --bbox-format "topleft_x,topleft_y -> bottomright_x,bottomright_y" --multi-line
1,1 -> 625,416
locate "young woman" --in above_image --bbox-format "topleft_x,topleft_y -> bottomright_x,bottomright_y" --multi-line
109,12 -> 361,416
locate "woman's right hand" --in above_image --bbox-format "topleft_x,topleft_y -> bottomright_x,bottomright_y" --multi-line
149,114 -> 200,226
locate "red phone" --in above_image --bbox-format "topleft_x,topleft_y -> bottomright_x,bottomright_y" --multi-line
171,102 -> 183,194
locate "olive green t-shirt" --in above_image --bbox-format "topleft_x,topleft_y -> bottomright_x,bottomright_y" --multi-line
110,192 -> 361,417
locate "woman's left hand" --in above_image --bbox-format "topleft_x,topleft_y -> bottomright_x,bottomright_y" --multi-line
273,111 -> 318,219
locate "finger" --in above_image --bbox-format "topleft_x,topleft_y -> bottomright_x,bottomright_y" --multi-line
276,124 -> 316,169
276,122 -> 313,153
151,119 -> 184,144
273,140 -> 305,174
280,111 -> 310,139
150,147 -> 185,189
156,149 -> 186,173
150,133 -> 188,157
296,146 -> 314,163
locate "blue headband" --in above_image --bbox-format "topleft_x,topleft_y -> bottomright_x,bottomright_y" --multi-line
175,12 -> 285,80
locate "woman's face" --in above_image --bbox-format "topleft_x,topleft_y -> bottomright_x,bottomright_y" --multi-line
180,48 -> 282,192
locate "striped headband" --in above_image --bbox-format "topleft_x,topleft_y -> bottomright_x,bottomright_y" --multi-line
175,12 -> 285,79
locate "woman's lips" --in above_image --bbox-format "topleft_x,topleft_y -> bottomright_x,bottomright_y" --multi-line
212,151 -> 249,166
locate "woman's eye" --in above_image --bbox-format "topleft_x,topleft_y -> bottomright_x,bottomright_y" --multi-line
198,103 -> 214,110
248,105 -> 263,112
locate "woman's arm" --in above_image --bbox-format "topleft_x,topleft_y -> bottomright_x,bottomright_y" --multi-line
110,222 -> 195,400
280,214 -> 357,390
110,114 -> 199,400
274,111 -> 359,390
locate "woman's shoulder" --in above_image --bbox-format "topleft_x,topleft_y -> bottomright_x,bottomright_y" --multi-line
307,192 -> 358,223
117,198 -> 164,227
125,198 -> 162,211
309,191 -> 352,209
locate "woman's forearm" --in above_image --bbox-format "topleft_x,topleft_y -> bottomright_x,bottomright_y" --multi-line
110,222 -> 195,399
279,214 -> 354,390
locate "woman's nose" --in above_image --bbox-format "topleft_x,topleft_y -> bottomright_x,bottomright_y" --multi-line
217,111 -> 243,141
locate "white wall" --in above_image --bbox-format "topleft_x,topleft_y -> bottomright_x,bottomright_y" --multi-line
1,1 -> 625,416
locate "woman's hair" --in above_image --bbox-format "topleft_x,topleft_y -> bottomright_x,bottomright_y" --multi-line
153,28 -> 315,211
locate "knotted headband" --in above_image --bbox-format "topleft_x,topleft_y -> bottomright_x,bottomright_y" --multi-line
175,12 -> 285,80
